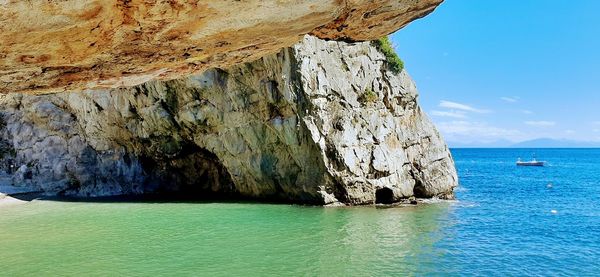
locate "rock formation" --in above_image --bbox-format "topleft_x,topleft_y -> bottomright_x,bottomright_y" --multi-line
0,0 -> 442,94
0,36 -> 457,205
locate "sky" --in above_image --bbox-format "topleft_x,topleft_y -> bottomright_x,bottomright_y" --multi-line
390,0 -> 600,146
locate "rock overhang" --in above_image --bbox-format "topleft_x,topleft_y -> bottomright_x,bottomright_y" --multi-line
0,0 -> 443,94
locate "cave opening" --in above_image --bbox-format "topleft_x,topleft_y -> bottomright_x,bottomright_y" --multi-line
375,187 -> 394,204
139,142 -> 237,200
412,176 -> 426,198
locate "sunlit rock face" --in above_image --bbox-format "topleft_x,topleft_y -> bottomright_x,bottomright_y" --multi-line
0,36 -> 456,205
0,0 -> 442,94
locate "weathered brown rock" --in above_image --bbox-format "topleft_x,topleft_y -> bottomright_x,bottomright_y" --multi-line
0,0 -> 442,94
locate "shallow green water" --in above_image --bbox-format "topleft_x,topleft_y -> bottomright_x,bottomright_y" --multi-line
0,201 -> 454,276
3,148 -> 600,275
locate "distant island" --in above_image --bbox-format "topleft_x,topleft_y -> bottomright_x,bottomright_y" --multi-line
449,138 -> 600,148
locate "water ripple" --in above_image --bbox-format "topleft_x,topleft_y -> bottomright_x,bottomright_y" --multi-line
0,149 -> 598,275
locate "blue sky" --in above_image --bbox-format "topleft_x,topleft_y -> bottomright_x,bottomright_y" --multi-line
390,0 -> 600,145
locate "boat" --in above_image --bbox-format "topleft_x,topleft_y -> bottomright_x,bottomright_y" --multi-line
516,156 -> 544,167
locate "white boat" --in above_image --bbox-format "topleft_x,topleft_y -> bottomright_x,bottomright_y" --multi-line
516,157 -> 544,167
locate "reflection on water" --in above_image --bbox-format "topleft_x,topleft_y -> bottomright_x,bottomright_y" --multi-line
313,204 -> 456,276
0,201 -> 455,276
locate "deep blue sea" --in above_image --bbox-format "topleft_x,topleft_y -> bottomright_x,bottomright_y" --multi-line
449,148 -> 600,275
0,148 -> 599,276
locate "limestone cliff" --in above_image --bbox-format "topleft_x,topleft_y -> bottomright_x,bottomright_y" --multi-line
0,0 -> 442,94
0,36 -> 457,205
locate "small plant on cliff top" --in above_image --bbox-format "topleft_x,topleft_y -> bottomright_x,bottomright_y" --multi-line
372,36 -> 404,74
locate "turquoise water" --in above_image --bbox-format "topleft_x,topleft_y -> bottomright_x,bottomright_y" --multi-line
1,148 -> 599,276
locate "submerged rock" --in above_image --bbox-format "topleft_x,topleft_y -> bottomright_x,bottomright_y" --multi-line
0,36 -> 457,205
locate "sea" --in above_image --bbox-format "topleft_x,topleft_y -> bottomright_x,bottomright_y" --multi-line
1,148 -> 599,276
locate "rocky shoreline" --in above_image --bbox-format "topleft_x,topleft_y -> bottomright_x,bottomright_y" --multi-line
0,188 -> 454,208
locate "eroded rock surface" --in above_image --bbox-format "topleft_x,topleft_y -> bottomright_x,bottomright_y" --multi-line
0,36 -> 456,205
0,0 -> 442,94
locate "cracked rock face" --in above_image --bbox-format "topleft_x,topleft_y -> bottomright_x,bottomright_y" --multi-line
0,36 -> 456,205
0,0 -> 442,94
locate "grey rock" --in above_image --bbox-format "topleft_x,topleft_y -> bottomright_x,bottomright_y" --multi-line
0,36 -> 457,205
12,164 -> 32,186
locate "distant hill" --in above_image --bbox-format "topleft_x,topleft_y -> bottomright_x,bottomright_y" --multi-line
447,139 -> 514,148
510,138 -> 600,148
449,138 -> 600,148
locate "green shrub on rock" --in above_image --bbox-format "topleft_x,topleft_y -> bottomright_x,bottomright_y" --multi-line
359,88 -> 378,104
372,36 -> 404,74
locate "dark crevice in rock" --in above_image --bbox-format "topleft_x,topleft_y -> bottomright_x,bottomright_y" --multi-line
331,180 -> 349,204
410,162 -> 427,198
375,187 -> 394,204
325,144 -> 345,172
367,153 -> 391,179
93,101 -> 104,112
0,116 -> 16,172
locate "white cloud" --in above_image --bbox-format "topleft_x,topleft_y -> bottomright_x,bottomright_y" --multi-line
521,110 -> 534,114
430,110 -> 467,119
565,129 -> 576,134
524,121 -> 556,127
439,100 -> 490,113
436,120 -> 524,143
593,121 -> 600,125
501,97 -> 519,103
